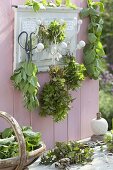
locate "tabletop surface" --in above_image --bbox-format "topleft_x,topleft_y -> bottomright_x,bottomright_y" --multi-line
29,139 -> 113,170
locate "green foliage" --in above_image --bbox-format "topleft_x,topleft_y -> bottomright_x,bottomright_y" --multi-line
41,141 -> 94,166
0,141 -> 18,159
64,56 -> 86,90
48,20 -> 66,44
65,0 -> 77,9
22,126 -> 41,151
104,132 -> 112,143
25,0 -> 33,6
101,0 -> 113,68
80,0 -> 105,79
35,21 -> 66,48
39,66 -> 72,122
99,71 -> 113,93
25,0 -> 77,10
0,136 -> 15,145
32,1 -> 40,12
104,131 -> 113,152
2,128 -> 13,138
10,61 -> 40,112
25,0 -> 46,12
0,126 -> 41,159
99,90 -> 113,130
42,0 -> 47,6
55,0 -> 62,7
37,24 -> 49,48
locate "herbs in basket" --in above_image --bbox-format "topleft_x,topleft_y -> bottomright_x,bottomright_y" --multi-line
0,126 -> 42,159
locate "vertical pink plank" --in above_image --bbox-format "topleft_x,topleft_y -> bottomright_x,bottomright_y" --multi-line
72,0 -> 80,7
12,0 -> 25,5
54,119 -> 68,143
31,73 -> 54,149
0,0 -> 14,130
81,79 -> 99,138
68,90 -> 81,141
32,112 -> 54,149
13,92 -> 31,126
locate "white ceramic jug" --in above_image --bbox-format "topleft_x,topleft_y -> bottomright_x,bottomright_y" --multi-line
91,112 -> 108,135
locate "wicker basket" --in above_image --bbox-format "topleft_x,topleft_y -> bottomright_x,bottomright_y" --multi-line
0,111 -> 46,170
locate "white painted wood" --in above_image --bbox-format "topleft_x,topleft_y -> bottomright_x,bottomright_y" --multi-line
13,6 -> 82,72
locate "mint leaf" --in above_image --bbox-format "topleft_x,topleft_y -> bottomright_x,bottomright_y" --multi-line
80,8 -> 90,18
55,0 -> 62,6
92,2 -> 104,12
25,0 -> 33,6
33,1 -> 40,12
88,33 -> 97,43
65,0 -> 77,9
84,48 -> 96,65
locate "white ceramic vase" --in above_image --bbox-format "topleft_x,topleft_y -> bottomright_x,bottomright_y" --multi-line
91,112 -> 108,135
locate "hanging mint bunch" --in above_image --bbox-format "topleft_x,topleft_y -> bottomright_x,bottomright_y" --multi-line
39,66 -> 72,122
11,62 -> 40,112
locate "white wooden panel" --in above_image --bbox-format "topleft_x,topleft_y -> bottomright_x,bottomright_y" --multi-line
13,6 -> 81,72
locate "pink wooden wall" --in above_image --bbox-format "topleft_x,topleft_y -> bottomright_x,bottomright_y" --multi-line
0,0 -> 99,149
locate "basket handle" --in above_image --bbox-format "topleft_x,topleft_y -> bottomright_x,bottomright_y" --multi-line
0,111 -> 27,170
